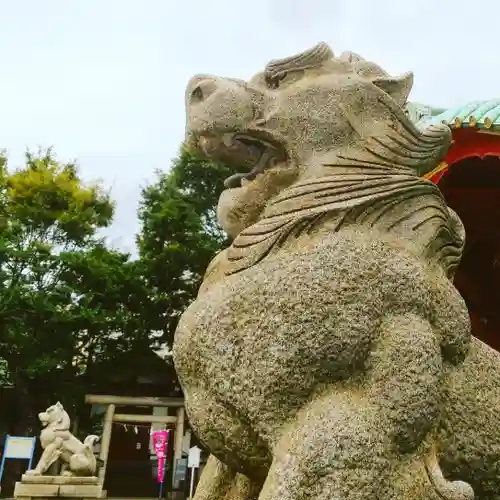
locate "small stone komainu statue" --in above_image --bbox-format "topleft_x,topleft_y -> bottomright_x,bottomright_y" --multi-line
26,401 -> 100,477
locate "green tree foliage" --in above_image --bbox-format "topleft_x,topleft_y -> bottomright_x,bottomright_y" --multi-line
0,143 -> 232,436
0,357 -> 11,386
58,245 -> 155,384
137,146 -> 231,352
0,149 -> 143,435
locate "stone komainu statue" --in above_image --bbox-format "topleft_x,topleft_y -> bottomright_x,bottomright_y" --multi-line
26,402 -> 100,477
173,42 -> 500,500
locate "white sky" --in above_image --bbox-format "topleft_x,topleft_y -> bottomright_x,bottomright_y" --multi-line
0,0 -> 497,252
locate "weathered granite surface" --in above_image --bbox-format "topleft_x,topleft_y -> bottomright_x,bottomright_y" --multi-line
173,42 -> 500,499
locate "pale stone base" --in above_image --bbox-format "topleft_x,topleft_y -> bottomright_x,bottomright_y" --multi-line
14,475 -> 103,499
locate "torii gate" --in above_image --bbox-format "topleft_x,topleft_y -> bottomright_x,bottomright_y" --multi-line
84,394 -> 186,492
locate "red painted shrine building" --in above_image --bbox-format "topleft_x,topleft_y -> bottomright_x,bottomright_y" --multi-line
408,100 -> 500,351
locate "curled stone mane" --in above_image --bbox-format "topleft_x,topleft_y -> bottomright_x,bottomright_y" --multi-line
226,100 -> 464,277
264,42 -> 334,83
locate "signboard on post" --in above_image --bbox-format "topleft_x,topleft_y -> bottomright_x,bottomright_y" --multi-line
187,446 -> 201,499
187,446 -> 200,469
0,435 -> 36,483
174,458 -> 187,483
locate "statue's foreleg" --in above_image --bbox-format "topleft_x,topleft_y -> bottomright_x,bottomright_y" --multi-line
258,313 -> 474,500
194,455 -> 261,500
25,438 -> 64,475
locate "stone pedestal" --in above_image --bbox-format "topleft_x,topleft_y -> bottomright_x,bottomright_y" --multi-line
14,475 -> 104,500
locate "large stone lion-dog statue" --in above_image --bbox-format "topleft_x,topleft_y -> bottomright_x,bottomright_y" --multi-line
173,42 -> 500,500
25,402 -> 100,477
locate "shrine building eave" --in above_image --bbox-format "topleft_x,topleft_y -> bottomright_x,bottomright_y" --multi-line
406,100 -> 500,132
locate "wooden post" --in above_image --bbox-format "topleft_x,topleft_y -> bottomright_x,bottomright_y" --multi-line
172,406 -> 185,488
98,403 -> 115,486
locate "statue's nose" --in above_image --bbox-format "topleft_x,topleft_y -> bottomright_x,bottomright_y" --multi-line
186,77 -> 219,105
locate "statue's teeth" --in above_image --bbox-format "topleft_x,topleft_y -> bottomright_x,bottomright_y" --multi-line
224,173 -> 246,188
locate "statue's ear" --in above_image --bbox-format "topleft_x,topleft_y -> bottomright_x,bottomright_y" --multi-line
55,401 -> 63,409
372,71 -> 414,107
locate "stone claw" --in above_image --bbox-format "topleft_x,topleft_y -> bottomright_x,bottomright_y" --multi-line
424,451 -> 474,500
24,469 -> 41,476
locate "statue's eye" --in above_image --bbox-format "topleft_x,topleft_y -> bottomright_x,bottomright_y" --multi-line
191,86 -> 204,102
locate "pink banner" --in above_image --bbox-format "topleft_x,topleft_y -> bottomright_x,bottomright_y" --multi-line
152,430 -> 170,484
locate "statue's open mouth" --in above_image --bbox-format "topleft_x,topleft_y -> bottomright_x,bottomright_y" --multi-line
196,131 -> 287,189
223,134 -> 287,189
39,414 -> 49,427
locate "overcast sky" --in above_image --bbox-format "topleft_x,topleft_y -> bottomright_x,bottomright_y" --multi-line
0,0 -> 497,253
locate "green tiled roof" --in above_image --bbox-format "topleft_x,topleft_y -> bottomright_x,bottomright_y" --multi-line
409,99 -> 500,131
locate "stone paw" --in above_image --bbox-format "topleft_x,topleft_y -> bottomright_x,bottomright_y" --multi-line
24,469 -> 41,476
425,452 -> 474,500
